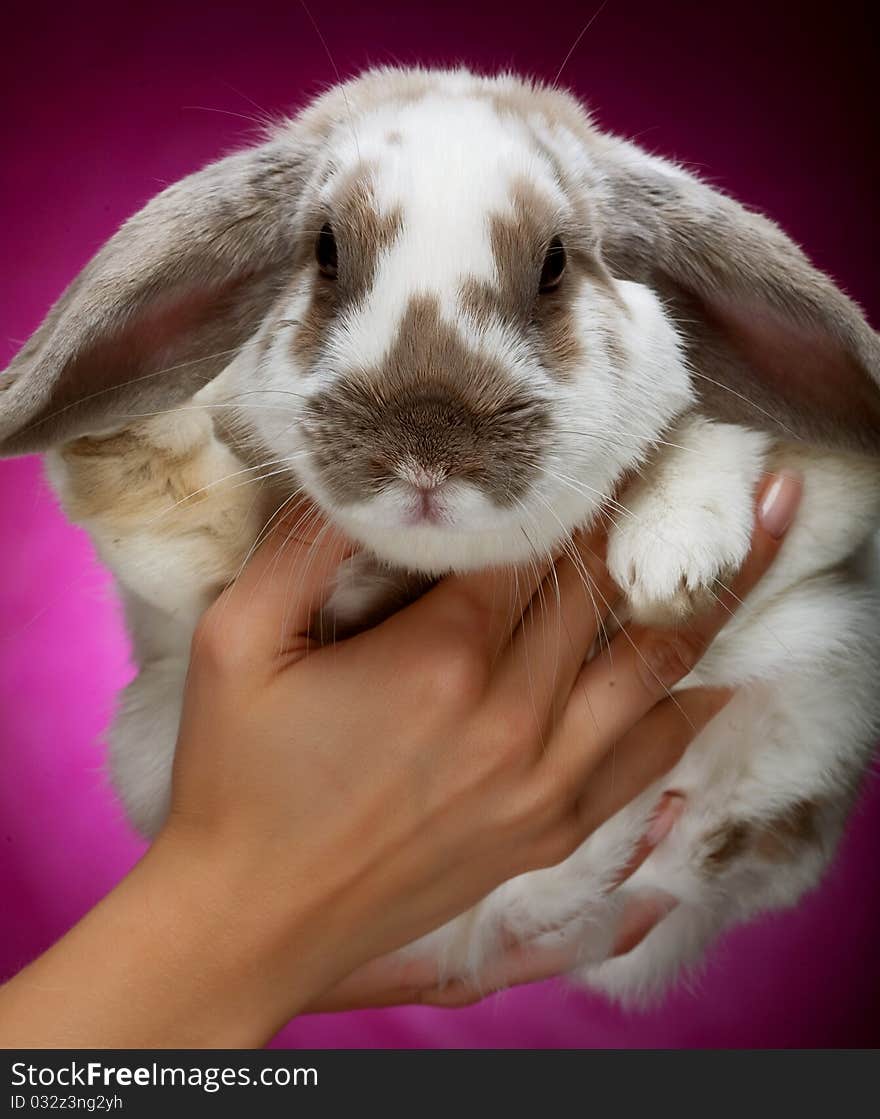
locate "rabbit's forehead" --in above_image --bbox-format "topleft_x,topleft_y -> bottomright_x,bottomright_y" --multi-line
321,95 -> 567,254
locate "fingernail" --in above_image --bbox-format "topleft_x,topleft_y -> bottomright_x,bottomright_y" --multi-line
611,892 -> 679,957
644,792 -> 686,847
758,471 -> 803,539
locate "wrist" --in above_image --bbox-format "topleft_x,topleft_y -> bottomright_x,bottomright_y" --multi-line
0,828 -> 354,1048
139,825 -> 362,1042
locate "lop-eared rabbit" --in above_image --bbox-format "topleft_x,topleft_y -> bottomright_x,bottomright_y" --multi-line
3,68 -> 879,1002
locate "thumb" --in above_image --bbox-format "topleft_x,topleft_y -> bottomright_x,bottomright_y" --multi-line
205,501 -> 353,661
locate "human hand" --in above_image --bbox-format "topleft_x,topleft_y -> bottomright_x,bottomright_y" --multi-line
156,472 -> 801,1031
1,473 -> 800,1049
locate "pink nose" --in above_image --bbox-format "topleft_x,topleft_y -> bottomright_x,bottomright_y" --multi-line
413,479 -> 444,495
396,466 -> 449,525
398,464 -> 448,493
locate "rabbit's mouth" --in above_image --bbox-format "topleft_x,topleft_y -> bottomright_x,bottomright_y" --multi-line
299,478 -> 594,579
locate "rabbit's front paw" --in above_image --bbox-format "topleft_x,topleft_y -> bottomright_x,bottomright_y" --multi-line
608,499 -> 749,625
607,421 -> 767,625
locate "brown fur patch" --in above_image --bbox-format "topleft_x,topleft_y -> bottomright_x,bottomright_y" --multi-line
60,423 -> 215,525
703,800 -> 823,874
340,68 -> 433,112
703,821 -> 751,872
290,166 -> 402,370
488,180 -> 559,316
754,800 -> 821,861
338,172 -> 404,305
276,70 -> 430,154
460,178 -> 616,380
288,264 -> 338,371
477,80 -> 597,144
304,294 -> 550,507
53,412 -> 267,601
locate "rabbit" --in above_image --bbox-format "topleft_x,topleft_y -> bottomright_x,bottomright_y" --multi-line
2,66 -> 879,1004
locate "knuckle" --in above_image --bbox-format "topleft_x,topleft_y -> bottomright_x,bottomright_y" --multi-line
637,632 -> 703,694
504,775 -> 564,832
191,603 -> 244,673
486,705 -> 539,758
415,637 -> 488,708
191,610 -> 225,660
464,718 -> 534,789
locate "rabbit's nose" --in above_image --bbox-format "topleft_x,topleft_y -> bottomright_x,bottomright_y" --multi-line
395,462 -> 449,492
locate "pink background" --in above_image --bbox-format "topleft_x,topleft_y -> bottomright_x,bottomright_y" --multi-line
2,0 -> 878,1047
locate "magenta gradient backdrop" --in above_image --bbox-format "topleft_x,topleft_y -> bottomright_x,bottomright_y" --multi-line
2,0 -> 878,1047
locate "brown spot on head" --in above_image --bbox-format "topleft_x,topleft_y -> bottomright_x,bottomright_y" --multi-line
386,130 -> 403,146
341,67 -> 433,112
488,180 -> 560,316
303,294 -> 550,508
282,68 -> 432,146
287,260 -> 337,372
289,165 -> 402,370
334,169 -> 404,305
460,177 -> 616,380
477,78 -> 598,144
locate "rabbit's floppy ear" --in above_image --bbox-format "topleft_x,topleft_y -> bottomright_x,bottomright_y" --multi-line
0,139 -> 310,455
595,142 -> 880,453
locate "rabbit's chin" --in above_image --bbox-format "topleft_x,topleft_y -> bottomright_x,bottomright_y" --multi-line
324,507 -> 587,576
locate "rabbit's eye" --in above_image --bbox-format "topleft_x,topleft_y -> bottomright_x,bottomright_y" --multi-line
316,223 -> 338,278
539,236 -> 566,293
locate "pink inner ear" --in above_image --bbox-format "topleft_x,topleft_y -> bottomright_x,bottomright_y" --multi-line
698,291 -> 880,454
18,273 -> 261,450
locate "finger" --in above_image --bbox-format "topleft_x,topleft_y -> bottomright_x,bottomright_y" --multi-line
550,471 -> 801,781
197,500 -> 353,660
610,893 -> 679,957
571,687 -> 733,835
493,526 -> 617,715
607,792 -> 686,891
433,893 -> 681,995
418,940 -> 584,1007
390,536 -> 569,661
306,936 -> 585,1012
303,953 -> 445,1013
